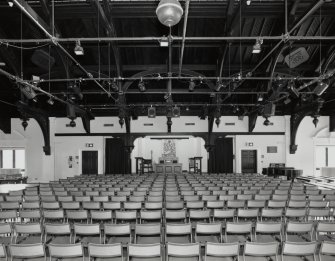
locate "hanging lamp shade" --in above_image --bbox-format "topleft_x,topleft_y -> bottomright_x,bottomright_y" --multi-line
156,0 -> 183,27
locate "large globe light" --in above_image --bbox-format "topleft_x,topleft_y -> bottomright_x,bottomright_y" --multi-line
156,0 -> 183,27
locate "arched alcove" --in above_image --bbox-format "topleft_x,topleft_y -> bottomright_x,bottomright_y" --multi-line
131,135 -> 208,173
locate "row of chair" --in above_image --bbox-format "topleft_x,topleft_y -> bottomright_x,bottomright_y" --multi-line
2,197 -> 335,209
4,191 -> 335,203
1,221 -> 335,245
1,207 -> 335,225
2,240 -> 335,261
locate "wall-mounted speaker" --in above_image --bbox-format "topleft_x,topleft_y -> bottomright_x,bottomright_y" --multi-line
263,103 -> 276,117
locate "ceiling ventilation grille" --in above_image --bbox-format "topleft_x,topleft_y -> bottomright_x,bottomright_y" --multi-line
144,123 -> 154,126
104,124 -> 114,127
185,123 -> 195,126
225,123 -> 235,126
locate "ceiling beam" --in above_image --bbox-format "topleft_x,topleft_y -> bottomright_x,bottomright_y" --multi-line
91,0 -> 122,78
12,0 -> 114,100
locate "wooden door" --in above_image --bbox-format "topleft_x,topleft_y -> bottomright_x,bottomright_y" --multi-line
241,150 -> 257,173
82,151 -> 98,175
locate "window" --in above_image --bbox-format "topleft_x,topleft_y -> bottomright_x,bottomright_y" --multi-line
0,149 -> 25,169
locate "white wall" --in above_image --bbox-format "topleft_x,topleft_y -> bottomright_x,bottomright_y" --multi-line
1,115 -> 333,181
213,116 -> 248,132
235,135 -> 286,173
54,136 -> 105,180
286,116 -> 330,176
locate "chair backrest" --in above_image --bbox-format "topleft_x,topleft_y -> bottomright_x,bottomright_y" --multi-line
226,222 -> 252,234
41,201 -> 60,209
45,223 -> 71,236
128,243 -> 161,259
166,242 -> 200,259
9,243 -> 45,260
316,222 -> 335,240
255,222 -> 282,235
166,223 -> 192,235
189,209 -> 210,220
104,223 -> 131,236
0,223 -> 12,235
0,244 -> 6,259
319,241 -> 335,260
66,210 -> 88,221
43,209 -> 64,221
135,223 -> 161,241
0,210 -> 17,220
244,242 -> 279,258
205,242 -> 239,258
166,201 -> 184,210
74,223 -> 100,235
195,222 -> 221,235
14,223 -> 41,235
165,209 -> 187,221
48,243 -> 84,259
88,243 -> 122,259
90,210 -> 112,221
140,210 -> 162,221
282,241 -> 317,259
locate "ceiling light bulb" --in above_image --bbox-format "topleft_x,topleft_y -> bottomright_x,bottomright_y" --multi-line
156,0 -> 184,27
246,0 -> 251,5
8,1 -> 14,7
74,40 -> 84,56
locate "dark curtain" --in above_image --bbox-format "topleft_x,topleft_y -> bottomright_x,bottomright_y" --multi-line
213,137 -> 234,173
105,138 -> 126,174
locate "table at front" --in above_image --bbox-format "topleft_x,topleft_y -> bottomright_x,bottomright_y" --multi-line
154,163 -> 182,174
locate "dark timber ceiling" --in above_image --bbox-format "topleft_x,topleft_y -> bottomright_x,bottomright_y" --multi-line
0,0 -> 335,120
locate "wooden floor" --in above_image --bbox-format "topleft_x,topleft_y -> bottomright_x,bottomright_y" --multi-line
0,183 -> 38,194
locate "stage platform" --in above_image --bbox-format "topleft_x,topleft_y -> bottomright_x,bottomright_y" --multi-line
0,183 -> 38,194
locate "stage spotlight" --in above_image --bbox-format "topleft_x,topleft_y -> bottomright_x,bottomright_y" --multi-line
111,80 -> 118,91
252,38 -> 263,54
283,97 -> 291,105
74,40 -> 84,56
47,97 -> 54,105
21,85 -> 37,102
172,106 -> 180,117
287,81 -> 300,98
257,94 -> 263,102
215,80 -> 223,92
138,79 -> 146,92
189,80 -> 195,92
314,80 -> 329,96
